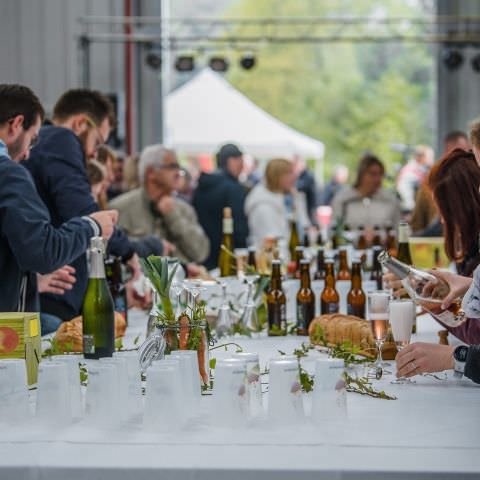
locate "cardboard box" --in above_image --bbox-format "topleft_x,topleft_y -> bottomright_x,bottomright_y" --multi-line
0,312 -> 41,385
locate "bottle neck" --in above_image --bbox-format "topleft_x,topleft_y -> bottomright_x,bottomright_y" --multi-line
379,254 -> 410,280
351,263 -> 362,289
300,264 -> 311,289
316,249 -> 325,270
398,224 -> 410,243
339,251 -> 348,270
223,217 -> 233,235
325,264 -> 336,288
89,249 -> 106,279
271,264 -> 282,290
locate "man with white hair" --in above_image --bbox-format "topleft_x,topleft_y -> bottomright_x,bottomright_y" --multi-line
110,145 -> 209,264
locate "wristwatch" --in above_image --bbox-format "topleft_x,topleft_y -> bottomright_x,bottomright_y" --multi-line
453,345 -> 469,378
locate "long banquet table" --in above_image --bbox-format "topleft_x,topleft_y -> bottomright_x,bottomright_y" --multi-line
1,309 -> 479,480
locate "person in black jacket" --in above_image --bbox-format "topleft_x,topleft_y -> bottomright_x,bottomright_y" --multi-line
24,89 -> 143,321
192,143 -> 249,270
0,84 -> 117,312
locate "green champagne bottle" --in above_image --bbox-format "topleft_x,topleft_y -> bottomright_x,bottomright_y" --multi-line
82,237 -> 115,359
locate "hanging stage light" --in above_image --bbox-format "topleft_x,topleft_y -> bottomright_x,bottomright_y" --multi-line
471,53 -> 480,73
175,55 -> 195,72
240,53 -> 256,70
209,56 -> 229,72
442,49 -> 464,71
145,51 -> 162,70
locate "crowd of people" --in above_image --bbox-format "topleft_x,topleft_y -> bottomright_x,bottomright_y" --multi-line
1,82 -> 480,384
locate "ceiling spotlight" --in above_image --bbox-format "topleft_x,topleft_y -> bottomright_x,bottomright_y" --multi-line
145,51 -> 162,70
471,53 -> 480,73
209,56 -> 229,72
175,55 -> 195,72
442,49 -> 464,71
240,54 -> 256,70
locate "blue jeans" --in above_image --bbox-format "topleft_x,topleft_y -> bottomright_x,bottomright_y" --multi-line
40,312 -> 63,336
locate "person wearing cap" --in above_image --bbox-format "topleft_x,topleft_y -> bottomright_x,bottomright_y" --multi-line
192,143 -> 249,270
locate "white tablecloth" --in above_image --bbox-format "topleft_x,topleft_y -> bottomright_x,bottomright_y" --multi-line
1,310 -> 479,480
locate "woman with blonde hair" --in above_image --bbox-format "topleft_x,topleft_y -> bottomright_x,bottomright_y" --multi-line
245,158 -> 310,250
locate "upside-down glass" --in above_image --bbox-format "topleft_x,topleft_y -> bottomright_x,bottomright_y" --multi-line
389,298 -> 416,384
367,291 -> 390,371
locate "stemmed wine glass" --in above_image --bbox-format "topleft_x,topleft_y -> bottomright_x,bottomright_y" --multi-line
240,276 -> 259,332
216,282 -> 233,337
389,298 -> 416,384
367,290 -> 391,379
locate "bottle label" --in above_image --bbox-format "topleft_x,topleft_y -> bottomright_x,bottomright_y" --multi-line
268,303 -> 287,334
83,335 -> 95,354
323,302 -> 339,314
429,309 -> 465,328
347,303 -> 365,318
296,301 -> 314,330
223,218 -> 233,234
398,225 -> 410,243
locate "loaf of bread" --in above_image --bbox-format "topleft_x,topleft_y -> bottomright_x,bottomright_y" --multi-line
308,314 -> 397,360
54,312 -> 126,353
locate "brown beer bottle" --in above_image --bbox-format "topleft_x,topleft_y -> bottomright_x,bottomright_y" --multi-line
357,225 -> 367,250
294,246 -> 304,279
336,247 -> 351,281
314,247 -> 326,280
370,245 -> 383,290
218,207 -> 235,277
288,215 -> 300,261
385,221 -> 397,257
303,228 -> 310,248
372,225 -> 383,247
321,260 -> 340,314
267,260 -> 287,336
347,260 -> 366,318
247,246 -> 257,272
296,259 -> 315,335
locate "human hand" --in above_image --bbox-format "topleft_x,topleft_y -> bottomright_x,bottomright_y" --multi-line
186,262 -> 207,278
162,239 -> 176,256
424,270 -> 472,309
37,265 -> 76,295
89,210 -> 118,240
156,196 -> 176,216
395,342 -> 455,378
382,272 -> 406,297
127,253 -> 142,281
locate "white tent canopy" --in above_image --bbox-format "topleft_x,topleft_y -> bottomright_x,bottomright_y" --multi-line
165,68 -> 325,160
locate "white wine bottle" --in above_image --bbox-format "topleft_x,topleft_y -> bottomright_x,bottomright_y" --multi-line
82,237 -> 115,359
218,207 -> 235,277
378,251 -> 466,328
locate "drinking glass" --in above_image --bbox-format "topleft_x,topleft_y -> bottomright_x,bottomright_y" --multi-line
36,362 -> 71,426
233,352 -> 263,417
144,364 -> 184,432
268,358 -> 304,424
240,278 -> 259,332
312,357 -> 347,423
0,359 -> 29,425
212,358 -> 248,427
389,298 -> 416,384
367,291 -> 391,374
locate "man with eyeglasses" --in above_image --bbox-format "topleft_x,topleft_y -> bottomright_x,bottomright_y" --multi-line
110,144 -> 210,265
23,89 -> 146,322
0,84 -> 117,313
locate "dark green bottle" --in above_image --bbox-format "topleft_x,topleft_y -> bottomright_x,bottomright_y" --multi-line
82,237 -> 115,359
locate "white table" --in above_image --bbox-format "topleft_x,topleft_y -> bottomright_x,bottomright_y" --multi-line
1,310 -> 479,480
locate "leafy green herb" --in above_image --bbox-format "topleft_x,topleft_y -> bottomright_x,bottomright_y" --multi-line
115,337 -> 123,351
344,372 -> 397,400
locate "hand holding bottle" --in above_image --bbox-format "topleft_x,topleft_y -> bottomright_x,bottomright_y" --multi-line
423,270 -> 472,309
89,210 -> 118,240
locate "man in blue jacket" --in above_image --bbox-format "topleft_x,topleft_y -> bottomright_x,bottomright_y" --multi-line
25,89 -> 145,321
192,143 -> 249,270
0,84 -> 117,312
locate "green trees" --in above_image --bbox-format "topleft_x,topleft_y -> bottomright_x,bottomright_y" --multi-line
227,0 -> 434,179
